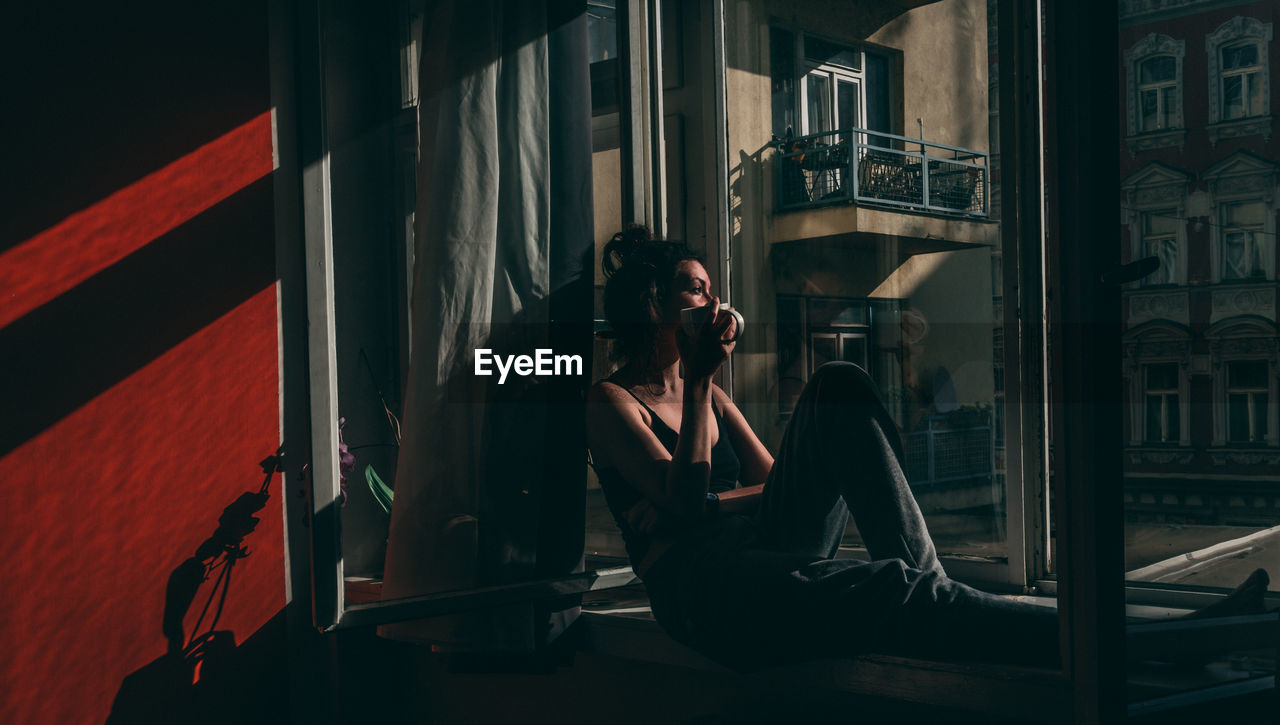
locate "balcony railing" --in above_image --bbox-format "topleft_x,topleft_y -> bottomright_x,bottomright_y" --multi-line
904,417 -> 995,486
774,128 -> 989,217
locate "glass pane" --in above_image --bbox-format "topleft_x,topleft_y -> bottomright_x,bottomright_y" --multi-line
811,333 -> 839,371
1228,393 -> 1251,441
738,2 -> 1010,565
1140,89 -> 1159,131
1223,74 -> 1244,120
1143,237 -> 1177,284
1254,393 -> 1269,439
807,72 -> 832,133
1223,231 -> 1252,279
805,35 -> 861,69
587,1 -> 618,63
1146,362 -> 1178,390
1224,200 -> 1265,227
1228,360 -> 1268,389
837,78 -> 859,131
1140,55 -> 1175,83
840,334 -> 869,368
1160,86 -> 1176,127
1144,395 -> 1164,442
772,26 -> 797,137
1144,211 -> 1176,236
1164,395 -> 1180,442
865,53 -> 891,135
1246,71 -> 1262,116
1222,43 -> 1258,70
1120,6 -> 1279,707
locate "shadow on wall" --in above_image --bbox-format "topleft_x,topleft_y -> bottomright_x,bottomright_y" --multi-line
105,450 -> 288,725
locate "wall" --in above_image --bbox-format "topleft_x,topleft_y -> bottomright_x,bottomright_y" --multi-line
2,4 -> 288,723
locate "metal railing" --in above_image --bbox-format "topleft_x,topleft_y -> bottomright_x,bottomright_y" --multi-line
904,417 -> 995,486
774,128 -> 989,217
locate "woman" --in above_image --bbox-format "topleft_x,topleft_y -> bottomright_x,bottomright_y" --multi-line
586,226 -> 1267,671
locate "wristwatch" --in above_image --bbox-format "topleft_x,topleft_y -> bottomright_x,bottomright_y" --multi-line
704,491 -> 720,519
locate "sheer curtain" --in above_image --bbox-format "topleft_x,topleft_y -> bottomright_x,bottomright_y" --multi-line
379,0 -> 593,651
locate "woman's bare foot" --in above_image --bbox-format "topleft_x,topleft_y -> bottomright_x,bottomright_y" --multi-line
1181,568 -> 1270,620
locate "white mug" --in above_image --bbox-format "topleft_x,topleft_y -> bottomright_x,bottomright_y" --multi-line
680,302 -> 745,343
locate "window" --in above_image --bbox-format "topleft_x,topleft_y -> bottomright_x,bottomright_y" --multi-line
1220,42 -> 1263,121
1205,17 -> 1273,141
1226,360 -> 1270,443
771,28 -> 892,139
1143,363 -> 1180,443
1121,163 -> 1188,287
1140,210 -> 1178,285
1123,33 -> 1184,151
1220,200 -> 1266,280
1137,56 -> 1176,132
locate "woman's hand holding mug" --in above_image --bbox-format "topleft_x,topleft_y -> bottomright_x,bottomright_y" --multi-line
676,298 -> 745,380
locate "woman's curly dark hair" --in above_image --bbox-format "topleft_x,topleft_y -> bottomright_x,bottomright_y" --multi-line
600,224 -> 705,371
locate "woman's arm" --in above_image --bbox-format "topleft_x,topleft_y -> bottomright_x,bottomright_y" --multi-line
586,380 -> 716,519
711,385 -> 774,486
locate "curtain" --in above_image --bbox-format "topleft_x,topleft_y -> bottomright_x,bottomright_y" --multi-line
379,0 -> 593,651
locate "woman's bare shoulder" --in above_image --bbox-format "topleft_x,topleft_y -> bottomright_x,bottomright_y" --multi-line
587,380 -> 644,422
710,383 -> 740,411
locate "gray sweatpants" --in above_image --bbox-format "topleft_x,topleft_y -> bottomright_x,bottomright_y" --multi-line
641,362 -> 1059,670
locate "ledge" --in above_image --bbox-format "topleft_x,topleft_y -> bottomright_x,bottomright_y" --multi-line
1207,116 -> 1274,145
1126,128 -> 1187,154
579,598 -> 1069,722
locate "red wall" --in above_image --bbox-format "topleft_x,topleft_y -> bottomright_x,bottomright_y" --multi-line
2,4 -> 287,723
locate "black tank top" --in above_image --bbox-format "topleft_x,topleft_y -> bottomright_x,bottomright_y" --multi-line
594,382 -> 741,565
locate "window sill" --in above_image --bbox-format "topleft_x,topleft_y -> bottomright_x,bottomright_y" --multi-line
1207,447 -> 1280,466
1207,116 -> 1274,145
579,591 -> 1069,721
1125,128 -> 1186,154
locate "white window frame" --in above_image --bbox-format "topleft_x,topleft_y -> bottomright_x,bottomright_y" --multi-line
1205,16 -> 1273,142
1137,56 -> 1177,132
1206,318 -> 1280,448
1123,322 -> 1192,448
1123,33 -> 1184,152
1138,209 -> 1180,286
1202,151 -> 1278,284
795,35 -> 867,137
1219,42 -> 1265,122
1218,199 -> 1267,281
1121,163 -> 1189,286
1141,362 -> 1182,444
1224,359 -> 1271,443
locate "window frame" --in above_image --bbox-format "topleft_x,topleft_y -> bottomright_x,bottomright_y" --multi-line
282,7 -> 1279,718
1225,359 -> 1271,443
1122,163 -> 1189,287
1122,322 -> 1192,450
1204,16 -> 1274,142
1206,317 -> 1280,449
1122,32 -> 1185,152
1202,152 -> 1278,284
1142,362 -> 1182,444
775,27 -> 892,140
1218,199 -> 1267,281
1138,208 -> 1180,286
1137,55 -> 1177,132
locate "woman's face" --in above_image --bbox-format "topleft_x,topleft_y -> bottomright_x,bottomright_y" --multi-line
664,260 -> 712,322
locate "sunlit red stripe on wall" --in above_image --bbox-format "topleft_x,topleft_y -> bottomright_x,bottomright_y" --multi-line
0,111 -> 275,330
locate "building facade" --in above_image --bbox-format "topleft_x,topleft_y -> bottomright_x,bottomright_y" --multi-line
1118,0 -> 1280,525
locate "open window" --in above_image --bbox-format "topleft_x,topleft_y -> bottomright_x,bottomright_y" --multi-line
276,0 -> 1277,720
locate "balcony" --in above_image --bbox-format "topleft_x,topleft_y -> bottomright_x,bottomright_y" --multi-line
904,416 -> 995,487
774,128 -> 989,217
